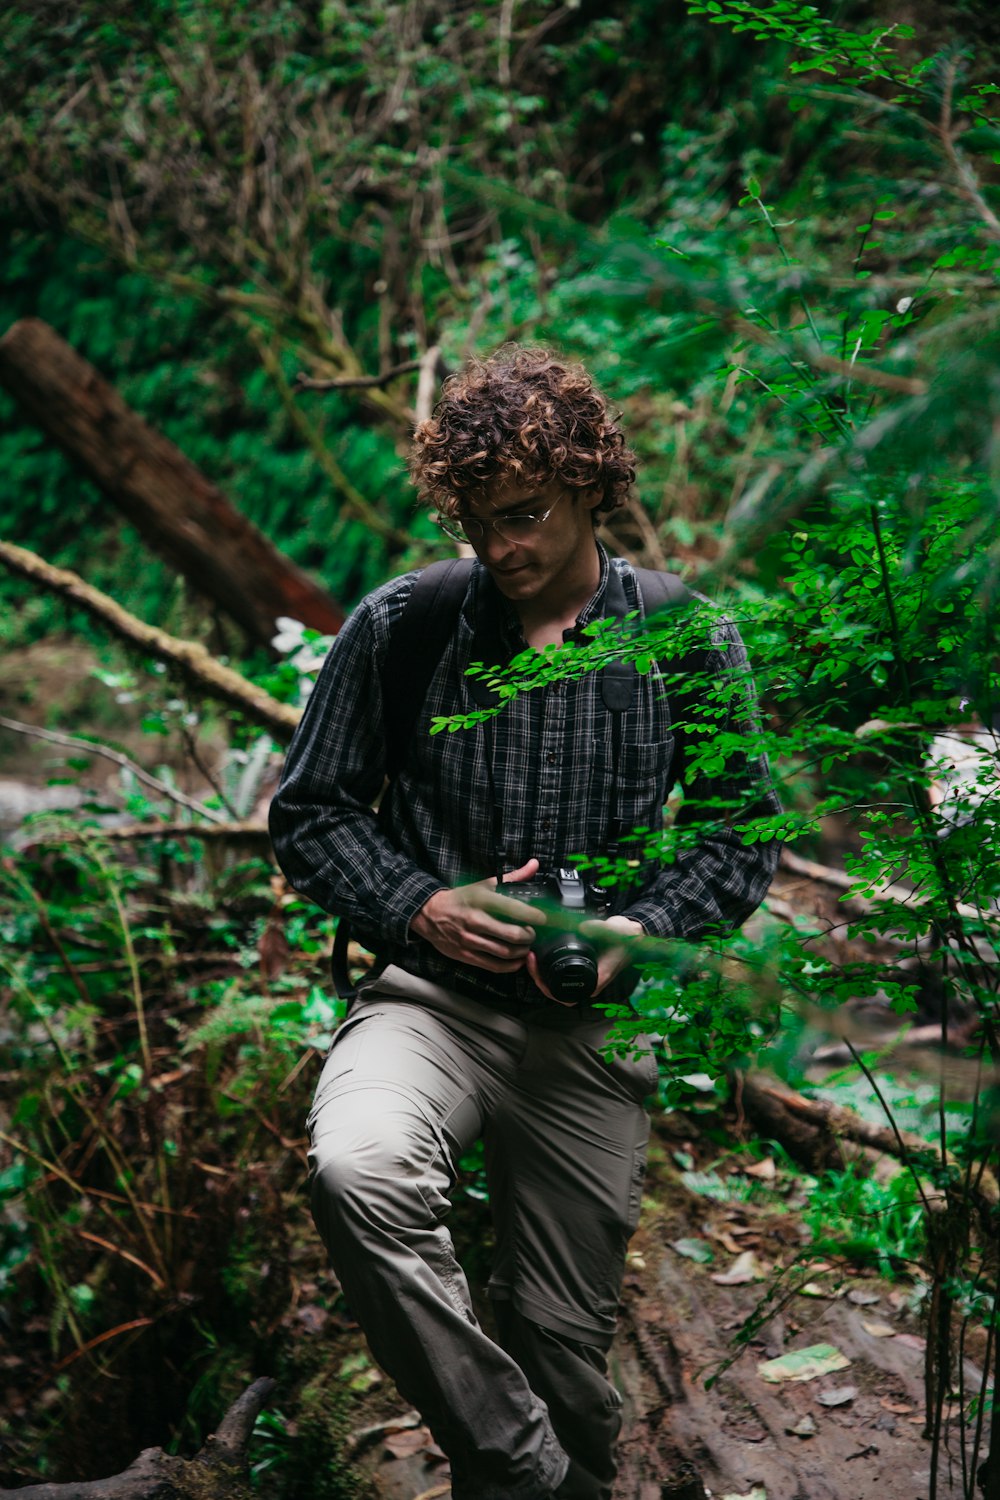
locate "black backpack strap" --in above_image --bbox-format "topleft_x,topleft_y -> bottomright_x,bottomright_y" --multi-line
333,558 -> 474,1000
599,566 -> 693,712
633,566 -> 692,617
634,566 -> 706,786
382,558 -> 476,778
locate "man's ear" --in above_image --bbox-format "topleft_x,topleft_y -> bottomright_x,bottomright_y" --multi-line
579,486 -> 604,514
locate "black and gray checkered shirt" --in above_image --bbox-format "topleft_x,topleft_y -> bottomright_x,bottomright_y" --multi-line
269,546 -> 780,1011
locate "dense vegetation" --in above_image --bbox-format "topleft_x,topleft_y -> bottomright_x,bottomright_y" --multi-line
1,3 -> 999,1497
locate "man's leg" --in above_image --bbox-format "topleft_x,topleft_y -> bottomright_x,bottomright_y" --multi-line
492,1304 -> 623,1500
485,1015 -> 656,1500
307,983 -> 569,1500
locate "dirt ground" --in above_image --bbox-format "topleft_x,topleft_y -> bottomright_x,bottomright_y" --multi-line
349,1111 -> 981,1500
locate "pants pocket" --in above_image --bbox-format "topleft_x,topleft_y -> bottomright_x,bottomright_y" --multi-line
626,1138 -> 648,1237
306,1009 -> 384,1130
599,1035 -> 659,1102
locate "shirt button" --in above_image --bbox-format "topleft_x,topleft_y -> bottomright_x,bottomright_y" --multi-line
542,819 -> 551,832
546,751 -> 557,765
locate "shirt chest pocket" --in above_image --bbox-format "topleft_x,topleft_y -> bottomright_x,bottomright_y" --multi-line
586,734 -> 675,857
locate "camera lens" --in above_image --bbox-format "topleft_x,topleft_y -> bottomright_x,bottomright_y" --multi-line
534,933 -> 599,1002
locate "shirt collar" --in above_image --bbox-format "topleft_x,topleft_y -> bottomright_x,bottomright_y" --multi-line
567,542 -> 611,639
476,541 -> 611,653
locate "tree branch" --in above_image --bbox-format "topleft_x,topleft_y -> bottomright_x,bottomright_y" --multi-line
0,319 -> 345,645
740,1071 -> 999,1212
804,348 -> 928,396
415,344 -> 442,425
0,541 -> 301,742
209,1377 -> 278,1461
937,58 -> 1000,247
294,356 -> 425,391
23,821 -> 272,845
251,335 -> 411,546
0,1379 -> 276,1499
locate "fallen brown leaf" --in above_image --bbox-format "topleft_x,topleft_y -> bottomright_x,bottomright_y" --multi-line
743,1157 -> 777,1181
861,1319 -> 897,1338
711,1250 -> 768,1285
896,1333 -> 927,1351
384,1427 -> 433,1459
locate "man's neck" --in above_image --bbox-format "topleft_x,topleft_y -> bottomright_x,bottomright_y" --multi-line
514,546 -> 603,649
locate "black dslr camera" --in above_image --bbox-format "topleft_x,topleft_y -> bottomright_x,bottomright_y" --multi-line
497,866 -> 612,1004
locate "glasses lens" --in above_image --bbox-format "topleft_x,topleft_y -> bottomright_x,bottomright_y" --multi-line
436,514 -> 471,542
496,514 -> 541,542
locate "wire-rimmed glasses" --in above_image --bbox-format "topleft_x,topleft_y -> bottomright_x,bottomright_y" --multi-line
433,493 -> 565,545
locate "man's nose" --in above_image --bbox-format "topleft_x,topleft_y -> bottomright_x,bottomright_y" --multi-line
479,527 -> 517,563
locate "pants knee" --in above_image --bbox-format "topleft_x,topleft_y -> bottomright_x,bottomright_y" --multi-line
308,1114 -> 443,1249
310,1120 -> 393,1214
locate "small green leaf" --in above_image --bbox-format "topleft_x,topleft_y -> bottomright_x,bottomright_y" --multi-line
670,1237 -> 715,1263
758,1344 -> 850,1384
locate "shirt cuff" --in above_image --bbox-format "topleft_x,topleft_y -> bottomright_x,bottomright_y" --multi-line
621,897 -> 677,942
379,869 -> 448,944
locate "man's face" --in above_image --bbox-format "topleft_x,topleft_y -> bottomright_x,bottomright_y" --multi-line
461,478 -> 602,607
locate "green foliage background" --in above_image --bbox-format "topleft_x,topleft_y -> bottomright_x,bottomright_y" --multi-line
2,2 -> 1000,1496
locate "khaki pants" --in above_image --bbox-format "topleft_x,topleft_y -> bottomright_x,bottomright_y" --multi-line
307,965 -> 655,1500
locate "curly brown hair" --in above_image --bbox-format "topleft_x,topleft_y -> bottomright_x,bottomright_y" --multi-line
409,344 -> 636,517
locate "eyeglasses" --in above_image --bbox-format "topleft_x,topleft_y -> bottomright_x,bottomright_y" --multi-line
434,493 -> 565,545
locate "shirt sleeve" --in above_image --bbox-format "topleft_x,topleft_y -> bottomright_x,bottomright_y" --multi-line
621,617 -> 781,941
267,577 -> 446,943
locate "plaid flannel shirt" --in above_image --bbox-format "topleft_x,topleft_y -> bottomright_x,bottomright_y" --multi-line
269,547 -> 781,1012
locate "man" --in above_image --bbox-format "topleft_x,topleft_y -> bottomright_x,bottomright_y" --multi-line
269,345 -> 779,1499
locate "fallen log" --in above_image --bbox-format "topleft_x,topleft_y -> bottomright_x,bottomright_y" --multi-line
777,846 -> 984,924
0,318 -> 344,646
0,1378 -> 275,1500
739,1070 -> 999,1211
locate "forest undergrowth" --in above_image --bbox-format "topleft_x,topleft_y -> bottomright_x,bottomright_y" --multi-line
1,3 -> 1000,1497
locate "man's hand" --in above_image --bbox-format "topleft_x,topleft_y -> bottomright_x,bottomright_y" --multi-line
526,914 -> 644,1004
410,859 -> 546,972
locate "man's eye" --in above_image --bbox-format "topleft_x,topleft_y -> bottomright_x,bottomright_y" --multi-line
503,515 -> 538,533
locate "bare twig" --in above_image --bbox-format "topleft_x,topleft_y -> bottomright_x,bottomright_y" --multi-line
805,348 -> 928,396
0,715 -> 225,823
294,356 -> 424,391
252,334 -> 409,545
180,719 -> 240,819
498,0 -> 515,87
937,58 -> 1000,247
416,343 -> 443,425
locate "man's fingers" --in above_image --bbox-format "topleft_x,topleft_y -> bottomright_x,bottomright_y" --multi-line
526,951 -> 558,1002
489,894 -> 544,929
